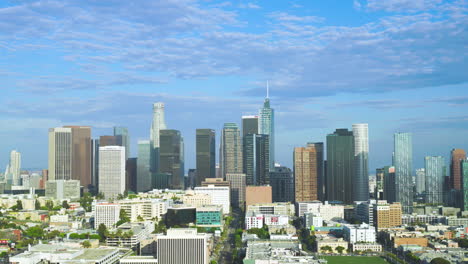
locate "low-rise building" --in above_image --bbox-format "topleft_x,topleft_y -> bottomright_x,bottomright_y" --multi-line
343,223 -> 376,243
246,212 -> 264,230
196,205 -> 223,229
106,221 -> 155,250
316,237 -> 348,253
351,243 -> 382,252
247,203 -> 295,216
120,256 -> 158,264
94,202 -> 120,229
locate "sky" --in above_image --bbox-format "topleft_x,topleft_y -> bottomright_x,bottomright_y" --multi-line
0,0 -> 467,174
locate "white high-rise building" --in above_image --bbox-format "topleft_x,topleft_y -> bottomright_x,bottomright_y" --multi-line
157,229 -> 209,264
352,123 -> 369,202
150,102 -> 167,173
258,86 -> 275,171
5,150 -> 21,185
48,127 -> 72,181
94,202 -> 121,229
416,168 -> 426,194
194,185 -> 230,214
99,146 -> 125,199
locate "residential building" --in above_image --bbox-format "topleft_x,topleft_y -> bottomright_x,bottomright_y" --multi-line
137,140 -> 152,192
159,129 -> 184,190
94,202 -> 120,229
269,166 -> 294,203
425,156 -> 445,204
194,185 -> 230,214
247,203 -> 295,216
258,90 -> 275,171
118,199 -> 168,222
451,149 -> 466,190
304,213 -> 323,229
157,229 -> 209,264
196,129 -> 216,186
225,173 -> 246,208
182,192 -> 212,208
246,186 -> 272,207
106,221 -> 155,249
394,132 -> 413,213
220,123 -> 243,178
326,129 -> 354,204
99,146 -> 126,199
245,211 -> 264,230
352,124 -> 369,202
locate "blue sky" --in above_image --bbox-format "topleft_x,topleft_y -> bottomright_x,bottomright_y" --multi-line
0,0 -> 467,174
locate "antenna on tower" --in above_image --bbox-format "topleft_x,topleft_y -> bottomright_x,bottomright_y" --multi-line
266,80 -> 269,99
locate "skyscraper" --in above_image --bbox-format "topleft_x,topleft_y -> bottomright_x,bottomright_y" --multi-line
64,126 -> 92,189
220,123 -> 243,178
258,90 -> 274,171
114,127 -> 130,161
126,158 -> 137,192
425,156 -> 445,204
243,134 -> 270,185
451,149 -> 466,190
326,129 -> 355,204
383,166 -> 396,203
137,140 -> 151,192
394,132 -> 413,214
159,129 -> 184,189
308,142 -> 324,201
196,129 -> 216,186
294,145 -> 319,202
98,146 -> 125,199
415,168 -> 425,195
462,160 -> 468,211
352,124 -> 369,202
242,115 -> 259,137
5,150 -> 21,186
150,102 -> 167,175
226,173 -> 246,208
99,135 -> 122,147
91,139 -> 100,192
48,127 -> 72,181
270,166 -> 294,203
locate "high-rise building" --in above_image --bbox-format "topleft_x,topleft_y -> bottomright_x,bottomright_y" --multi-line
243,134 -> 270,185
462,160 -> 468,211
242,115 -> 259,137
425,156 -> 445,204
126,158 -> 137,193
308,142 -> 324,200
150,102 -> 167,175
48,127 -> 72,181
352,124 -> 369,202
375,168 -> 385,199
373,200 -> 402,229
91,139 -> 100,192
269,166 -> 294,203
159,130 -> 184,189
99,135 -> 122,147
220,123 -> 243,178
245,186 -> 272,207
394,132 -> 413,213
415,168 -> 425,195
188,169 -> 197,189
196,129 -> 216,186
114,127 -> 130,161
64,126 -> 92,189
5,150 -> 21,186
383,166 -> 396,203
226,173 -> 246,208
137,140 -> 151,192
326,129 -> 355,204
99,146 -> 125,199
294,145 -> 319,202
451,149 -> 466,190
157,229 -> 209,264
258,92 -> 275,171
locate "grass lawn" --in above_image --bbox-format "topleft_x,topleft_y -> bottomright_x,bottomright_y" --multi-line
322,256 -> 388,264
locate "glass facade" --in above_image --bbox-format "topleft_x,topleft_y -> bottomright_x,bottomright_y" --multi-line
159,129 -> 184,189
196,209 -> 222,226
196,129 -> 216,186
114,126 -> 130,161
394,132 -> 413,214
137,140 -> 151,192
462,160 -> 468,211
259,98 -> 275,171
425,156 -> 445,204
270,166 -> 294,203
243,134 -> 270,185
352,124 -> 369,202
220,123 -> 243,178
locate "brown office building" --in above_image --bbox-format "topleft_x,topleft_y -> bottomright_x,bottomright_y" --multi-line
294,145 -> 321,202
99,135 -> 122,147
374,200 -> 402,229
201,178 -> 231,187
451,149 -> 466,190
245,186 -> 272,206
64,126 -> 92,189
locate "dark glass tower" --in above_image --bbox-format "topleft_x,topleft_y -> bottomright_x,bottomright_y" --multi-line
159,129 -> 184,189
326,129 -> 355,204
270,166 -> 294,202
114,127 -> 130,161
196,129 -> 216,186
242,116 -> 259,137
243,134 -> 270,185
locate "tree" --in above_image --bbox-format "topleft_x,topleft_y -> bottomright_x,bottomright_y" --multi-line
96,192 -> 105,200
25,226 -> 44,240
97,223 -> 108,242
137,215 -> 144,222
457,238 -> 468,248
80,193 -> 93,212
116,209 -> 130,226
430,258 -> 451,264
35,200 -> 41,210
81,240 -> 91,248
153,219 -> 167,234
13,200 -> 23,211
320,246 -> 333,253
62,200 -> 70,209
336,246 -> 345,254
45,200 -> 54,211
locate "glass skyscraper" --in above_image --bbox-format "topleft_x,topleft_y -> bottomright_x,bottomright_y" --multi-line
242,115 -> 258,137
159,129 -> 184,189
462,160 -> 468,211
394,132 -> 413,214
425,156 -> 445,204
220,123 -> 243,178
415,168 -> 426,195
259,96 -> 274,171
114,126 -> 130,161
137,140 -> 151,192
352,123 -> 369,202
196,129 -> 216,186
150,102 -> 167,174
243,134 -> 270,185
270,166 -> 294,203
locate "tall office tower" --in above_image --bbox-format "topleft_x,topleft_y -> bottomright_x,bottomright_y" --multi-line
352,124 -> 369,202
394,132 -> 413,214
243,134 -> 270,185
375,168 -> 385,199
6,150 -> 21,185
220,123 -> 243,178
242,115 -> 259,137
258,91 -> 275,171
425,156 -> 445,204
294,145 -> 319,202
308,142 -> 324,201
98,146 -> 125,199
114,127 -> 130,161
137,140 -> 151,192
64,126 -> 92,189
415,168 -> 426,194
270,166 -> 294,203
383,166 -> 396,202
326,129 -> 355,204
160,130 -> 184,189
126,158 -> 137,192
48,127 -> 72,181
99,135 -> 122,147
462,160 -> 468,211
196,129 -> 216,186
157,229 -> 209,264
451,149 -> 466,190
226,173 -> 246,208
91,139 -> 100,192
150,102 -> 167,175
188,169 -> 197,189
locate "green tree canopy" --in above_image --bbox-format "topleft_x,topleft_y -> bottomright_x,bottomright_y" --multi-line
62,200 -> 70,209
430,258 -> 451,264
25,226 -> 44,239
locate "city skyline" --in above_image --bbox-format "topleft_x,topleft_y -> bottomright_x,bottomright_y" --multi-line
0,0 -> 467,174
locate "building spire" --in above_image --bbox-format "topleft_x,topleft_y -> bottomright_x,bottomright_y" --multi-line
266,80 -> 269,99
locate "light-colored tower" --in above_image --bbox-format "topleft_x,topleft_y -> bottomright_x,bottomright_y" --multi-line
394,132 -> 413,214
150,102 -> 167,173
99,146 -> 126,199
415,168 -> 425,194
220,123 -> 243,179
425,156 -> 445,204
7,150 -> 21,185
157,229 -> 209,264
258,84 -> 275,171
48,127 -> 73,181
352,123 -> 369,202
